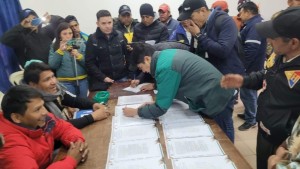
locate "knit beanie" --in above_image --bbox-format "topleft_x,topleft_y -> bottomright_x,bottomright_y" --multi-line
140,3 -> 154,17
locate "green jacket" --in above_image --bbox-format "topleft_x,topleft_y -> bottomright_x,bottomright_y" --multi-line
138,49 -> 234,119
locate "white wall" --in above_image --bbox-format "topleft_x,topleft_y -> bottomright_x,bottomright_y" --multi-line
19,0 -> 288,35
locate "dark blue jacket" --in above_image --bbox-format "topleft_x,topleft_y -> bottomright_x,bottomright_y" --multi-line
169,23 -> 190,45
240,14 -> 266,74
195,9 -> 245,75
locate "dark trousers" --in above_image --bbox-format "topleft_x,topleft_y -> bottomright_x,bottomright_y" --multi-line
214,96 -> 235,142
256,129 -> 281,169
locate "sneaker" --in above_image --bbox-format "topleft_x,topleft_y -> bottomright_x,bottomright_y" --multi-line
238,122 -> 257,131
237,113 -> 245,120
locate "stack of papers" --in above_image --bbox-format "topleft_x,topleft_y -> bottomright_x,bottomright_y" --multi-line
159,109 -> 204,124
166,137 -> 224,158
163,122 -> 213,139
117,94 -> 152,106
106,157 -> 166,169
157,100 -> 237,168
107,139 -> 163,162
106,95 -> 166,169
111,125 -> 159,142
172,156 -> 237,169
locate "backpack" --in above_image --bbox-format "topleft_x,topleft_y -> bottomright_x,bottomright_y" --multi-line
215,15 -> 246,66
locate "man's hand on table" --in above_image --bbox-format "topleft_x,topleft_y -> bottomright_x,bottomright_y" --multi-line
67,141 -> 89,164
91,104 -> 110,121
122,107 -> 138,117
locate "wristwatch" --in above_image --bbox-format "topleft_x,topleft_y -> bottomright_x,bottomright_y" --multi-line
195,32 -> 202,39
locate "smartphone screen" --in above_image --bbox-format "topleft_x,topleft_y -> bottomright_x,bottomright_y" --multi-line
31,18 -> 42,26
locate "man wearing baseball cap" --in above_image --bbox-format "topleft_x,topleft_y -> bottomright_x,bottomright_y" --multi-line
178,0 -> 245,142
114,5 -> 139,43
158,3 -> 179,36
221,7 -> 300,169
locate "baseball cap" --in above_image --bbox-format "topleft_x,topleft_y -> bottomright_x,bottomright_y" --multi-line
119,5 -> 131,15
211,1 -> 228,11
256,7 -> 300,39
177,0 -> 207,21
159,3 -> 170,12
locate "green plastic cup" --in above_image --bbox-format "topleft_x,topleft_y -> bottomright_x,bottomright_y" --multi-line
93,91 -> 110,104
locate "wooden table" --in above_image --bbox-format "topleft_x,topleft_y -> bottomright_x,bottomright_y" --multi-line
56,83 -> 253,169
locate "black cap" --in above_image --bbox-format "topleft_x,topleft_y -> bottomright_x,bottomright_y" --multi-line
65,15 -> 78,23
140,3 -> 154,17
19,8 -> 38,21
119,5 -> 131,15
177,0 -> 207,21
256,7 -> 300,39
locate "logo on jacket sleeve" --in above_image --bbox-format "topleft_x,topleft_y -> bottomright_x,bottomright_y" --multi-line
285,70 -> 300,88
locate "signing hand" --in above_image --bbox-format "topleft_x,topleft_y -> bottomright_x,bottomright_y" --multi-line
130,79 -> 140,87
122,107 -> 138,117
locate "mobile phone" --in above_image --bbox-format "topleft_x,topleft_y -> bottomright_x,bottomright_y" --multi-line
31,18 -> 42,26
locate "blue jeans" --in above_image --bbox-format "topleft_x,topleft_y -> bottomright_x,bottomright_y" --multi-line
213,96 -> 235,142
240,88 -> 257,124
60,78 -> 88,98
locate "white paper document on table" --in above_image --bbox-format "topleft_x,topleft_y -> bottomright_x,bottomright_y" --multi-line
166,137 -> 224,158
117,94 -> 153,106
114,104 -> 141,117
172,156 -> 237,169
107,139 -> 163,162
122,83 -> 151,93
163,122 -> 213,139
112,116 -> 155,127
159,109 -> 203,124
106,157 -> 166,169
111,124 -> 159,142
168,100 -> 189,111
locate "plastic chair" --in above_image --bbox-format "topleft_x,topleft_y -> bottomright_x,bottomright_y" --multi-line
9,71 -> 24,86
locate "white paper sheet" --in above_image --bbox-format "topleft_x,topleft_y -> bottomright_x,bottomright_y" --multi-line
159,109 -> 203,124
117,94 -> 153,106
111,124 -> 159,142
163,122 -> 213,139
166,137 -> 224,158
107,139 -> 163,162
167,100 -> 189,111
122,83 -> 152,93
172,156 -> 237,169
112,116 -> 155,127
106,157 -> 166,169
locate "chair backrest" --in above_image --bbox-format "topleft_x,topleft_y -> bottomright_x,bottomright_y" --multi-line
9,71 -> 24,86
0,91 -> 4,110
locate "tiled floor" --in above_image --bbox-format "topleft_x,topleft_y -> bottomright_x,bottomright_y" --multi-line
233,99 -> 257,169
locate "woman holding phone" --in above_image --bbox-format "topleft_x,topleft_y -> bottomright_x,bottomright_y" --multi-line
48,22 -> 88,98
